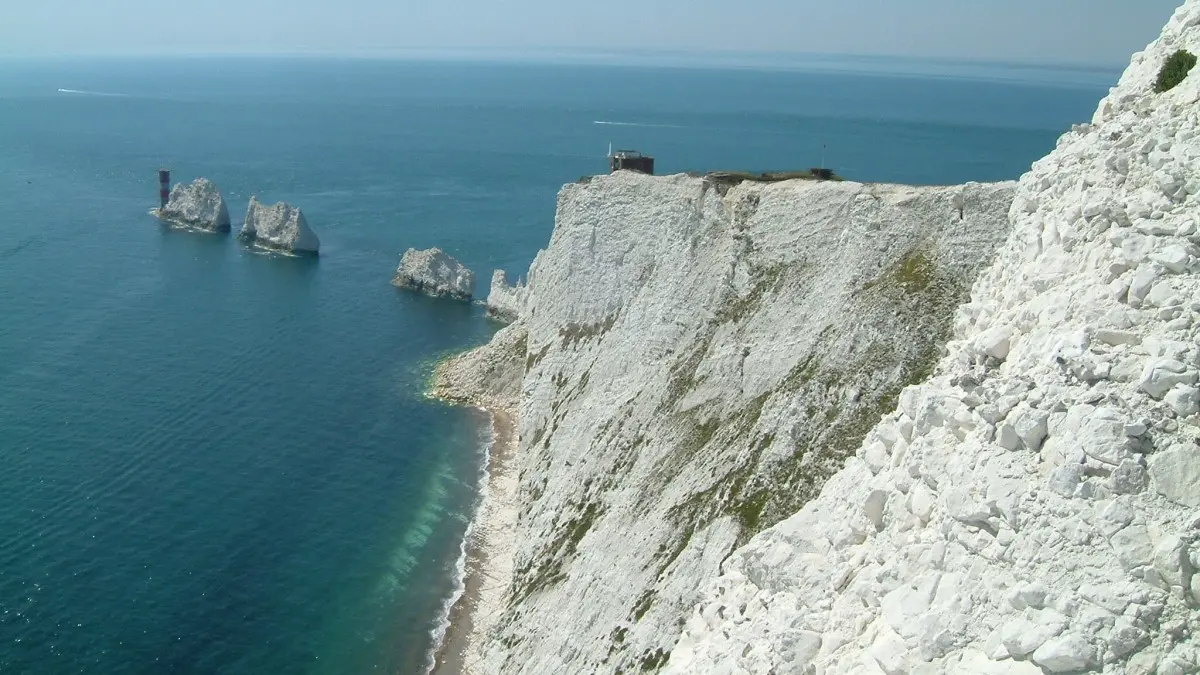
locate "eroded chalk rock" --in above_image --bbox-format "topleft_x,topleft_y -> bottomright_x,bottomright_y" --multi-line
392,247 -> 475,301
156,177 -> 231,232
240,196 -> 320,254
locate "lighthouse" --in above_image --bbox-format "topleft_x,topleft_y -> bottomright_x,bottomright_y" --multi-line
158,169 -> 170,210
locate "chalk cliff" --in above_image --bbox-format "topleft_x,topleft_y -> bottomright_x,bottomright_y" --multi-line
393,248 -> 476,301
436,5 -> 1200,673
155,177 -> 231,232
240,197 -> 320,254
669,3 -> 1200,673
435,173 -> 1015,673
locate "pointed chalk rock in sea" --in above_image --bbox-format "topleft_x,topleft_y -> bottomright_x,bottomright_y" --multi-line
156,177 -> 231,232
392,247 -> 475,301
240,196 -> 320,254
486,269 -> 528,321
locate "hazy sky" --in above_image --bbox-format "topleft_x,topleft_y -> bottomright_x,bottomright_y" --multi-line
2,0 -> 1185,65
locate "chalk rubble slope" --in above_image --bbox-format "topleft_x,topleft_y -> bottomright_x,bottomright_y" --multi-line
668,3 -> 1200,674
448,170 -> 1015,673
157,177 -> 231,232
393,247 -> 476,301
241,196 -> 320,254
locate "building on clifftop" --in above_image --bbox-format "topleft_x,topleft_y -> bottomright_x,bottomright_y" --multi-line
609,149 -> 655,175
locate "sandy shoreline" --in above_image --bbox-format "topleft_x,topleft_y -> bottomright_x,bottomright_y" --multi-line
430,406 -> 519,675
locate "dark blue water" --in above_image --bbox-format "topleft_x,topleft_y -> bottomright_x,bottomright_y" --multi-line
0,56 -> 1112,674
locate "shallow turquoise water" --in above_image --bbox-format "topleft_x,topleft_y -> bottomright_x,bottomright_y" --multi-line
0,56 -> 1113,674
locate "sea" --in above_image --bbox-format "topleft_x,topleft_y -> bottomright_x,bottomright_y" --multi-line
0,54 -> 1116,674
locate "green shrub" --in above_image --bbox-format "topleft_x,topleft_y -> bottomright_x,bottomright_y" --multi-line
1155,49 -> 1197,93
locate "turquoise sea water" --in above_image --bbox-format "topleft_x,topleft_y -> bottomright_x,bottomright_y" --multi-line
0,56 -> 1113,674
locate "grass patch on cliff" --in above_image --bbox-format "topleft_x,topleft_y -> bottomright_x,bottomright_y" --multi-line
639,648 -> 670,672
632,590 -> 655,622
714,265 -> 784,325
525,342 -> 552,371
511,501 -> 604,603
656,244 -> 966,551
659,330 -> 714,412
563,502 -> 602,556
702,169 -> 842,186
560,313 -> 618,350
862,249 -> 937,294
757,246 -> 957,520
1156,49 -> 1197,93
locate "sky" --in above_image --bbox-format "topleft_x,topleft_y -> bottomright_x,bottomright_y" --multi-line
1,0 -> 1186,66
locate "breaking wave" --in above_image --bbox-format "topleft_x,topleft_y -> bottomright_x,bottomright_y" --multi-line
422,414 -> 495,674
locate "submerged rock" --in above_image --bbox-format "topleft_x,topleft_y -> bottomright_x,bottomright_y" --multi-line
240,196 -> 320,255
155,177 -> 231,232
392,247 -> 475,301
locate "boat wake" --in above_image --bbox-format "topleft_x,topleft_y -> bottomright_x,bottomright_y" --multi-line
57,88 -> 130,98
593,120 -> 684,129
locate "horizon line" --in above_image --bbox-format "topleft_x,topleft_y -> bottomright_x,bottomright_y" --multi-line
0,47 -> 1129,72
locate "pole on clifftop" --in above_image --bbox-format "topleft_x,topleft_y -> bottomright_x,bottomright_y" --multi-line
158,169 -> 170,210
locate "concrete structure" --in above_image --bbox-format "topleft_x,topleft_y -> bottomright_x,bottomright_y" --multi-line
610,150 -> 654,175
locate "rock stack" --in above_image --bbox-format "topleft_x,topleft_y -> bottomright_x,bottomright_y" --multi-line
392,247 -> 475,301
240,196 -> 321,255
155,178 -> 231,232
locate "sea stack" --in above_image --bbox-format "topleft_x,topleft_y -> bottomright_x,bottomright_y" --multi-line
485,269 -> 527,322
392,247 -> 476,301
155,178 -> 231,232
240,196 -> 320,255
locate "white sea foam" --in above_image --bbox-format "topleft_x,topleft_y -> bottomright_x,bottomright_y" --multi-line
422,412 -> 496,674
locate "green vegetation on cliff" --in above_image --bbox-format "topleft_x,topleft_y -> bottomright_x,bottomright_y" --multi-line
1155,49 -> 1197,93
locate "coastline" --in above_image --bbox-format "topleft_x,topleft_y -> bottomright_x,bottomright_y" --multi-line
429,405 -> 519,675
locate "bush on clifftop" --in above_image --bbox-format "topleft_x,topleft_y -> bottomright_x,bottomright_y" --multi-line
1155,49 -> 1197,93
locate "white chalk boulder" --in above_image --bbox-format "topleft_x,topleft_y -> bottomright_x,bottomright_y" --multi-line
156,177 -> 231,232
240,196 -> 320,255
392,247 -> 475,301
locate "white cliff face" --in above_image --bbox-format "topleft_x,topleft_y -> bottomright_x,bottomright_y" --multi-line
485,270 -> 528,321
669,3 -> 1200,674
440,171 -> 1015,674
393,248 -> 476,301
157,178 -> 231,232
241,196 -> 320,254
